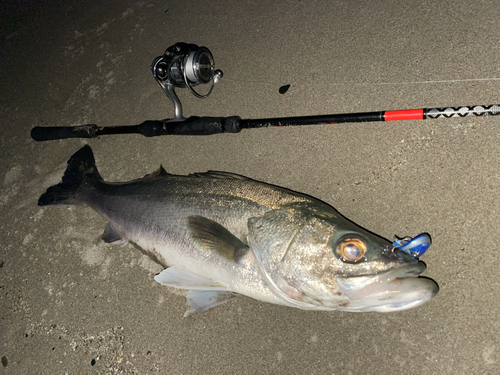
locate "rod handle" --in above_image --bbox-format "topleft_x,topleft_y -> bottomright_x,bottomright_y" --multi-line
31,124 -> 99,141
142,116 -> 241,136
30,116 -> 242,141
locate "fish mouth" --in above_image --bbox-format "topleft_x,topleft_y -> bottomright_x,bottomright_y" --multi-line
335,261 -> 439,312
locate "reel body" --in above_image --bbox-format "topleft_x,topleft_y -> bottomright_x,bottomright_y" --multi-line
151,43 -> 222,120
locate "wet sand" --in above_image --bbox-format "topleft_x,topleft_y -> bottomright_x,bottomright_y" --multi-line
1,0 -> 499,373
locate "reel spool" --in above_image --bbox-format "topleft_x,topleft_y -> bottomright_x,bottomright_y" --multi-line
151,43 -> 223,120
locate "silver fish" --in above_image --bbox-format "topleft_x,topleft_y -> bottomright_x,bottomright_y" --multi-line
39,146 -> 438,316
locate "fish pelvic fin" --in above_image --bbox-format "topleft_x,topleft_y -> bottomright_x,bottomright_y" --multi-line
38,145 -> 102,206
155,266 -> 227,290
187,216 -> 249,264
154,267 -> 236,316
184,291 -> 237,317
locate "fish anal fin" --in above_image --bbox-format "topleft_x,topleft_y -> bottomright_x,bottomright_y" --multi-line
102,223 -> 126,244
184,290 -> 237,317
187,216 -> 248,264
154,266 -> 227,291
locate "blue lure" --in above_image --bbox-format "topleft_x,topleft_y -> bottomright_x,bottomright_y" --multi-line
392,233 -> 431,258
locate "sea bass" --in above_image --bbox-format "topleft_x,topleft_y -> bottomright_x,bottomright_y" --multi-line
39,146 -> 438,316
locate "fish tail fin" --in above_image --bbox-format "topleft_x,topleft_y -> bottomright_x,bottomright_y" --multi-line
38,145 -> 102,206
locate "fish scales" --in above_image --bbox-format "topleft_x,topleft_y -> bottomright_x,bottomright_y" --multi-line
86,168 -> 310,307
38,146 -> 438,315
86,175 -> 309,261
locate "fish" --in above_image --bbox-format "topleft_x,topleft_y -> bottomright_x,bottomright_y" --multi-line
38,145 -> 438,316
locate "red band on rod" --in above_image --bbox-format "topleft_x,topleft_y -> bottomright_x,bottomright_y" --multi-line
384,109 -> 424,121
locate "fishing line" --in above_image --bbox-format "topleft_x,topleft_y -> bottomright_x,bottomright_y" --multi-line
224,76 -> 500,87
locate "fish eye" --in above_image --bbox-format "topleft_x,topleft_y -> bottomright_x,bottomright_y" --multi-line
336,238 -> 367,262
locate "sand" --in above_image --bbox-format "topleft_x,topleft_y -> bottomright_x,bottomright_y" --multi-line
1,0 -> 499,373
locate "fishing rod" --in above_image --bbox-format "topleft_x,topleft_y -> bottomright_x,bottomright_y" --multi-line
31,43 -> 500,142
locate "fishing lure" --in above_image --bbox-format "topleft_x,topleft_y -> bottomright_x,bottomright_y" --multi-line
393,233 -> 431,258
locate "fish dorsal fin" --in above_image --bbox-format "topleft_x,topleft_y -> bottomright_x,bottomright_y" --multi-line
187,216 -> 249,264
184,290 -> 237,317
143,165 -> 170,179
154,266 -> 227,290
189,171 -> 251,180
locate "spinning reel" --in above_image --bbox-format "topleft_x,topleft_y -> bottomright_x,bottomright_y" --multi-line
151,43 -> 223,120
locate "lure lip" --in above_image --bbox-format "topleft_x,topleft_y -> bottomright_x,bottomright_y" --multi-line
392,233 -> 431,258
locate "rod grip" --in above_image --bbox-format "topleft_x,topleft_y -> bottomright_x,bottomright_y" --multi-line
146,116 -> 241,136
31,124 -> 99,141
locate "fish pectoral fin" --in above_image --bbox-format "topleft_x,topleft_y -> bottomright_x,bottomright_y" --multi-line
184,290 -> 237,317
154,266 -> 227,290
101,223 -> 126,244
187,216 -> 249,264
